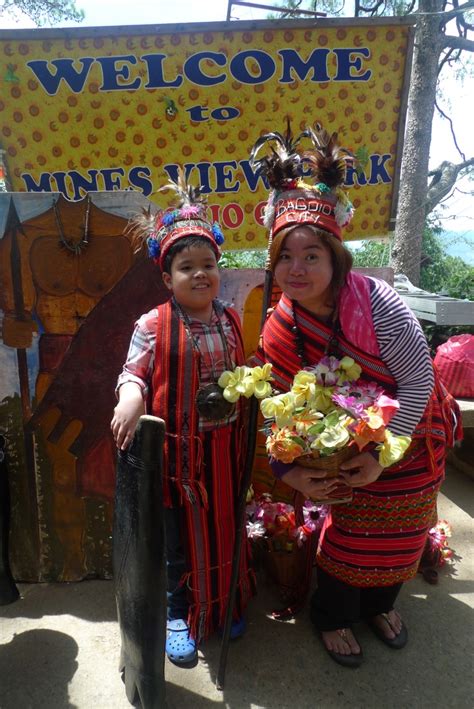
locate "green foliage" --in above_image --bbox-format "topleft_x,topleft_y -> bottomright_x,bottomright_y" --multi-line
349,240 -> 390,268
420,225 -> 474,300
0,0 -> 84,26
351,224 -> 473,301
219,249 -> 266,269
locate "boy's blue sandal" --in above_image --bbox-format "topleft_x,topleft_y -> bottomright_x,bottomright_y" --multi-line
230,616 -> 246,639
218,616 -> 247,640
166,619 -> 197,664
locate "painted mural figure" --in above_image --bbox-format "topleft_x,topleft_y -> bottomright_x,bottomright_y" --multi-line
251,124 -> 461,667
111,171 -> 255,665
0,196 -> 136,580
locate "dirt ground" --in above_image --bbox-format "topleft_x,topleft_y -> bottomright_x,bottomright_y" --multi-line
1,465 -> 473,709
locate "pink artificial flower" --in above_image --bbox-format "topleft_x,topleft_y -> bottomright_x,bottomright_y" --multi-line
331,393 -> 367,419
374,394 -> 400,424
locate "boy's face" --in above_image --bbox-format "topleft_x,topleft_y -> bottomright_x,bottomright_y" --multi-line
162,244 -> 220,319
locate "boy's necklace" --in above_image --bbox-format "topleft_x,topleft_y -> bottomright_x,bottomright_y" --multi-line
173,298 -> 235,422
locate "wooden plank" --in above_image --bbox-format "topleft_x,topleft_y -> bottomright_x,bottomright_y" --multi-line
399,294 -> 474,325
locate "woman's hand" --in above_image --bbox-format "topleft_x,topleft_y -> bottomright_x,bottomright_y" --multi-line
111,383 -> 145,450
281,465 -> 342,501
339,452 -> 384,487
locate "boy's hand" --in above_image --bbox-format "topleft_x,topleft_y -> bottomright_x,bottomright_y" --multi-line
111,383 -> 145,450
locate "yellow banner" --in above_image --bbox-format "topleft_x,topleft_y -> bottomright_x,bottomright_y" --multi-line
0,20 -> 413,247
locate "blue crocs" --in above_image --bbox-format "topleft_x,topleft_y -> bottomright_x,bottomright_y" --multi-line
166,619 -> 197,665
230,616 -> 246,639
219,616 -> 247,640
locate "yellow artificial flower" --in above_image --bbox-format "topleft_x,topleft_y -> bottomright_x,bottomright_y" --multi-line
218,366 -> 251,402
313,385 -> 335,414
310,419 -> 351,451
260,392 -> 296,428
293,409 -> 324,436
248,363 -> 273,399
218,363 -> 273,401
378,431 -> 412,467
291,370 -> 316,407
365,406 -> 385,431
338,356 -> 362,383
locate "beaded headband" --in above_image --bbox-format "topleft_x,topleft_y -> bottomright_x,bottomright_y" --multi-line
127,167 -> 224,269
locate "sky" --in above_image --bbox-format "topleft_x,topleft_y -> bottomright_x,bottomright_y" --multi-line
1,0 -> 472,244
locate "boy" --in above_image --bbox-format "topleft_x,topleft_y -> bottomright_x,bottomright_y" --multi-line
111,174 -> 254,665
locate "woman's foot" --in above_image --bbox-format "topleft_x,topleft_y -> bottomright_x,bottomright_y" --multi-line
368,610 -> 408,649
320,628 -> 363,668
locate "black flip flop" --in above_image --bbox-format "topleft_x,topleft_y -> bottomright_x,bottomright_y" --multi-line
320,629 -> 363,668
367,612 -> 408,649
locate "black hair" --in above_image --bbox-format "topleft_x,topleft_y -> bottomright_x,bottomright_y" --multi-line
317,229 -> 353,300
161,235 -> 217,274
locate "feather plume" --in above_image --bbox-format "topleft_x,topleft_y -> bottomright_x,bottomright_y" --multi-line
250,117 -> 304,190
125,205 -> 159,254
158,166 -> 207,208
302,123 -> 354,189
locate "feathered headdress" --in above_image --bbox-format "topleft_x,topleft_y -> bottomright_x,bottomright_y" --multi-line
250,120 -> 355,242
249,118 -> 305,231
127,167 -> 224,269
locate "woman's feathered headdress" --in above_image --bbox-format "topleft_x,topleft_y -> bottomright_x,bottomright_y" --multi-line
250,120 -> 355,240
249,118 -> 305,230
127,167 -> 224,268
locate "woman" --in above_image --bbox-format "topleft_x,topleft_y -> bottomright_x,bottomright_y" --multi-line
252,124 -> 460,667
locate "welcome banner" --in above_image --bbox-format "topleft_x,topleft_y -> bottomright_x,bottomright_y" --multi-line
0,18 -> 414,247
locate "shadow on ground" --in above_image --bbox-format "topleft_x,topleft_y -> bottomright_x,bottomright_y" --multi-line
0,629 -> 79,709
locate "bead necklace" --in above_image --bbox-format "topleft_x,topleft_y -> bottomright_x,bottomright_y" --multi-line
173,298 -> 235,421
291,299 -> 341,367
54,196 -> 90,254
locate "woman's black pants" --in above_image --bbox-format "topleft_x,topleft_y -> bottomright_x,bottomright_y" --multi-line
310,566 -> 403,631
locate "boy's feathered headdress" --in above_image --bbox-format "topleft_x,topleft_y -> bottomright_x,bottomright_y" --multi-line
250,120 -> 355,243
127,167 -> 224,269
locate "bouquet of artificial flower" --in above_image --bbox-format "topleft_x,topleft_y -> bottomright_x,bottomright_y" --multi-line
246,491 -> 327,552
419,519 -> 455,581
246,490 -> 327,616
259,355 -> 412,470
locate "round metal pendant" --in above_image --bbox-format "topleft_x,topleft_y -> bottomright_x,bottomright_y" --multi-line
195,383 -> 235,421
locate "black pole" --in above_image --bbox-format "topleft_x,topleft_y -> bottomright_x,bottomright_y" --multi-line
0,433 -> 20,605
217,265 -> 274,690
113,415 -> 167,709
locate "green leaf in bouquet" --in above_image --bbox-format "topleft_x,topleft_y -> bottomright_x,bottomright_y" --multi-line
290,435 -> 307,448
324,410 -> 342,426
307,422 -> 326,435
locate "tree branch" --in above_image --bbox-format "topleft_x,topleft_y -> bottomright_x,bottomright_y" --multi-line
435,101 -> 466,161
442,35 -> 474,51
439,0 -> 474,26
426,158 -> 474,215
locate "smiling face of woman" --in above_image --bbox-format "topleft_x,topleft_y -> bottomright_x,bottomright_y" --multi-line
273,226 -> 335,316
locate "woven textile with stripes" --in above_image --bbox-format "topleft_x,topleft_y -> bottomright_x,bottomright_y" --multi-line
255,293 -> 455,587
151,299 -> 255,641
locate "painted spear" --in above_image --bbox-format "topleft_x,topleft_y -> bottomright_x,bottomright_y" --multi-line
217,119 -> 304,689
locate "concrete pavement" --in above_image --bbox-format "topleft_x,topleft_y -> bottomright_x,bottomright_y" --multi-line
1,465 -> 473,709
